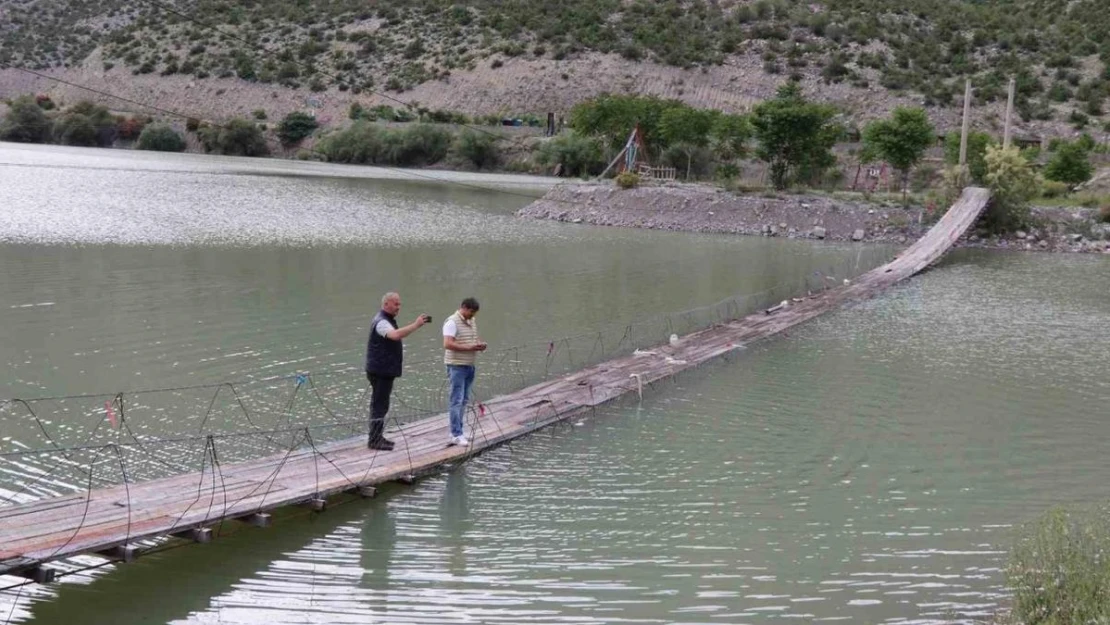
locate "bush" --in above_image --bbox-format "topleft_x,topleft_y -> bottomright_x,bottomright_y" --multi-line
136,124 -> 186,152
983,144 -> 1039,232
0,95 -> 53,143
316,122 -> 451,166
200,118 -> 269,156
1040,180 -> 1071,198
185,118 -> 201,132
1044,142 -> 1093,186
1099,205 -> 1110,223
944,131 -> 995,183
453,130 -> 500,169
116,116 -> 149,141
251,109 -> 267,120
53,113 -> 99,146
1008,506 -> 1110,625
276,111 -> 319,146
615,171 -> 641,189
535,132 -> 605,177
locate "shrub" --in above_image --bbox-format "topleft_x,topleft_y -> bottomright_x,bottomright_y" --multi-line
316,122 -> 451,166
1044,142 -> 1093,186
1008,506 -> 1110,625
536,132 -> 604,177
200,118 -> 269,156
0,95 -> 53,143
136,124 -> 186,152
116,116 -> 149,141
1040,180 -> 1071,198
615,171 -> 641,189
1099,205 -> 1110,223
185,117 -> 201,132
276,111 -> 319,146
349,102 -> 365,120
453,130 -> 500,169
251,109 -> 267,120
53,113 -> 99,146
982,144 -> 1039,232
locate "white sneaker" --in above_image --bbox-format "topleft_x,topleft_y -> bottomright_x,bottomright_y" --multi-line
448,435 -> 469,447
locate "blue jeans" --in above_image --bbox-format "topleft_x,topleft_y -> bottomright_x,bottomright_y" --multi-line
447,365 -> 475,437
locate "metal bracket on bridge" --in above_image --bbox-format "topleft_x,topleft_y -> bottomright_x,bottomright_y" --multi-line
96,544 -> 140,563
172,527 -> 213,543
234,512 -> 272,528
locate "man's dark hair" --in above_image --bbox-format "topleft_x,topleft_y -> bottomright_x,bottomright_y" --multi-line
461,297 -> 480,311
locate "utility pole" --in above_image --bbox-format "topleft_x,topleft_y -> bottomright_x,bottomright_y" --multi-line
1003,77 -> 1016,149
959,78 -> 972,171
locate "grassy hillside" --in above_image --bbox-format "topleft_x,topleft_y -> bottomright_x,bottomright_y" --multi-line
2,0 -> 1110,125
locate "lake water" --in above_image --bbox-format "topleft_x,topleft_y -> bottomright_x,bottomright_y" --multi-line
1,143 -> 1108,624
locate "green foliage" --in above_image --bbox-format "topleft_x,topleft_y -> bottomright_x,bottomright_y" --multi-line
452,130 -> 500,169
276,111 -> 319,146
316,122 -> 452,166
982,144 -> 1039,232
751,82 -> 840,190
615,171 -> 641,189
0,95 -> 52,143
136,124 -> 186,152
53,113 -> 99,146
944,131 -> 995,184
1040,180 -> 1071,198
861,107 -> 935,195
1008,506 -> 1110,625
709,114 -> 752,161
569,93 -> 681,152
535,132 -> 605,177
251,109 -> 267,120
200,119 -> 270,156
1044,142 -> 1093,186
662,142 -> 714,180
659,107 -> 718,148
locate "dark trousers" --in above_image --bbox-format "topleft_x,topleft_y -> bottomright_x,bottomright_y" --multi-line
367,373 -> 395,442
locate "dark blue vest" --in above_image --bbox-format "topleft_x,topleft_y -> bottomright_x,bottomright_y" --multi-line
365,310 -> 403,378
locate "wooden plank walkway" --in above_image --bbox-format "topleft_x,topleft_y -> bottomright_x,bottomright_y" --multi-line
0,188 -> 991,582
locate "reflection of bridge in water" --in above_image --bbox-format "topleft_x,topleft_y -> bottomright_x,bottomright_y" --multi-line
0,188 -> 991,585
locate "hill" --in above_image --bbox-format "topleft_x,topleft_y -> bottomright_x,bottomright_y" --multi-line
2,0 -> 1110,137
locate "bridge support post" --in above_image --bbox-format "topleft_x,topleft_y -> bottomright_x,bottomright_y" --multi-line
97,544 -> 140,563
235,512 -> 272,528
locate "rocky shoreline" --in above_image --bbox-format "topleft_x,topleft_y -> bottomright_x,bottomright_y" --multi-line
518,183 -> 1110,254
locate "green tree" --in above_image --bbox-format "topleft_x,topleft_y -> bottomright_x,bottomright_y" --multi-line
569,93 -> 681,152
861,107 -> 935,200
136,124 -> 186,152
944,131 -> 995,183
709,113 -> 752,161
1043,141 -> 1094,186
276,111 -> 319,146
658,107 -> 719,148
0,95 -> 52,143
751,82 -> 840,190
983,144 -> 1039,232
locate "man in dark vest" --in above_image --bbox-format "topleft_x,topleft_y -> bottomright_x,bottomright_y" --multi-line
365,291 -> 430,451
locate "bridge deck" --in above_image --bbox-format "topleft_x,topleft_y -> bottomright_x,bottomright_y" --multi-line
0,187 -> 991,581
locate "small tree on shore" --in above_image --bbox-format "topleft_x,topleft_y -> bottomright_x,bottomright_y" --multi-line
751,82 -> 839,189
276,111 -> 319,146
862,107 -> 935,202
1043,141 -> 1093,186
982,144 -> 1039,232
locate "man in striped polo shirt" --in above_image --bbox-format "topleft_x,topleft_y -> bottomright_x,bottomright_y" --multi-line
442,297 -> 487,446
